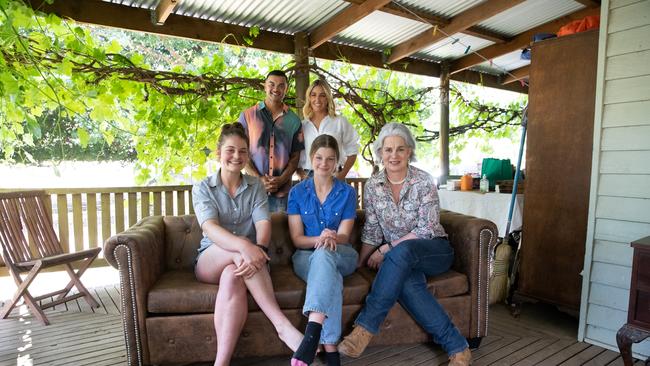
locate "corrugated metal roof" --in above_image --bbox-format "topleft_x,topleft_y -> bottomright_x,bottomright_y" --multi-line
417,33 -> 494,61
333,11 -> 431,50
177,0 -> 349,33
104,0 -> 349,34
473,50 -> 530,74
395,0 -> 486,18
478,0 -> 585,37
100,0 -> 595,81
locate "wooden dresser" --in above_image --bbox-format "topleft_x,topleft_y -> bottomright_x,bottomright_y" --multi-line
616,236 -> 650,366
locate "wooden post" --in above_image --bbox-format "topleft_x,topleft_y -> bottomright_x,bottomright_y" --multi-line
439,61 -> 450,185
294,31 -> 310,119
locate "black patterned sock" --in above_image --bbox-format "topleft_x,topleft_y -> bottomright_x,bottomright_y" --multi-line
291,321 -> 322,365
325,351 -> 341,366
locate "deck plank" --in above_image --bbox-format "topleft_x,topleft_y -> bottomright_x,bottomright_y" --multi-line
377,343 -> 446,365
419,334 -> 506,366
511,338 -> 578,366
73,289 -> 97,314
0,319 -> 121,355
538,341 -> 592,365
584,349 -> 621,365
90,286 -> 120,315
38,340 -> 125,365
420,334 -> 521,365
608,357 -> 626,365
89,287 -> 109,315
0,316 -> 122,360
494,337 -> 562,365
76,353 -> 128,366
605,357 -> 648,366
473,337 -> 542,365
3,281 -> 648,366
343,343 -> 423,365
106,284 -> 122,314
559,345 -> 608,365
104,286 -> 122,315
489,321 -> 546,338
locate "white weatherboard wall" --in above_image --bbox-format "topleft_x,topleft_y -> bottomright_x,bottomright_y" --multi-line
579,0 -> 650,359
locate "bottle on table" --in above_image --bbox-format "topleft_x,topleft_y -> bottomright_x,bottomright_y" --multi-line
480,174 -> 489,193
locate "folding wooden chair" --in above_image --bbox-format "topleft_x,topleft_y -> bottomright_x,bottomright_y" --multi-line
0,190 -> 101,325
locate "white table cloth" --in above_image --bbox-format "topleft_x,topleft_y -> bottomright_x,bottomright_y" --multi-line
437,190 -> 524,237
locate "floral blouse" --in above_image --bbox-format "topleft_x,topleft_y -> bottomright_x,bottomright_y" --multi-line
361,165 -> 446,246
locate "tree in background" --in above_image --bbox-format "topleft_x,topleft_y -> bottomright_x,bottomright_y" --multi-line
13,110 -> 137,163
0,0 -> 526,184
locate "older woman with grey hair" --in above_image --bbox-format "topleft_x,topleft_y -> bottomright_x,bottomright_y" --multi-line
338,123 -> 471,366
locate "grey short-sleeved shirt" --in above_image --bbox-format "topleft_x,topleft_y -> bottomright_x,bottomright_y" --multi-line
192,172 -> 270,254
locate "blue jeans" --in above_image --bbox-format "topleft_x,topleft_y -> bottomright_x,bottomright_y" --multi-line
292,245 -> 358,344
355,238 -> 468,356
268,196 -> 287,213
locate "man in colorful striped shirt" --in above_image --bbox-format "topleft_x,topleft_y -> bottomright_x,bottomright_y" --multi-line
238,70 -> 304,212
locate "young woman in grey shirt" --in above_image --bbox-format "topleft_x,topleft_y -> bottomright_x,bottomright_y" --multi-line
192,123 -> 303,366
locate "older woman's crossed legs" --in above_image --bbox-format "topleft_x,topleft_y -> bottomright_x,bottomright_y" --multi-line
339,239 -> 470,363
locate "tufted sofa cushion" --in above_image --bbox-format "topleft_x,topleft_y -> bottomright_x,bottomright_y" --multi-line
147,267 -> 467,314
149,211 -> 468,314
147,267 -> 372,313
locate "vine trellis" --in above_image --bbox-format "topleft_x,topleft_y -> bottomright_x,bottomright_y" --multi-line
0,0 -> 525,181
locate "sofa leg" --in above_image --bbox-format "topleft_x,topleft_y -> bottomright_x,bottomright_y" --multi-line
467,337 -> 482,349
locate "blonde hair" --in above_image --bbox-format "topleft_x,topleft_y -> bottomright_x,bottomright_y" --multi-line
302,79 -> 336,119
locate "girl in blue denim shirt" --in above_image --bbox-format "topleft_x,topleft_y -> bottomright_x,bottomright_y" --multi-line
287,135 -> 359,366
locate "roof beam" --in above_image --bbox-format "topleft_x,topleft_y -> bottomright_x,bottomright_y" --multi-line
343,0 -> 509,44
25,0 -> 528,94
501,65 -> 529,85
344,0 -> 448,26
387,0 -> 524,64
27,0 -> 294,54
450,69 -> 527,93
152,0 -> 179,26
463,25 -> 510,44
313,43 -> 527,93
450,6 -> 600,74
309,0 -> 392,50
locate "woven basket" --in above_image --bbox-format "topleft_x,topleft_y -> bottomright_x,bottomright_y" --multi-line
489,242 -> 512,305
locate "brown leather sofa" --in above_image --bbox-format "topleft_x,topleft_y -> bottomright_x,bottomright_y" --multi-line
104,210 -> 497,366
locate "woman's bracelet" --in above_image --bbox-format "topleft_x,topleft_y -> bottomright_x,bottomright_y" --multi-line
377,245 -> 385,256
386,241 -> 394,250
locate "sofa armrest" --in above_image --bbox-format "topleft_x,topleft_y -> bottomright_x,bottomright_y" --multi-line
440,210 -> 498,340
104,215 -> 167,366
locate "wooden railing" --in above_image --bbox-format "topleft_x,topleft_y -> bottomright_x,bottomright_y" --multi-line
0,179 -> 367,276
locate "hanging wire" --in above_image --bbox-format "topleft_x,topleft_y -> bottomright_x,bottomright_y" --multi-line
392,2 -> 530,88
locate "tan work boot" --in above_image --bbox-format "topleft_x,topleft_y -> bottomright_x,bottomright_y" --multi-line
337,325 -> 373,358
449,347 -> 472,366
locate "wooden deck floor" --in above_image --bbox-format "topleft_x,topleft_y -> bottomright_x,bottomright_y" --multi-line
0,285 -> 126,366
0,284 -> 646,366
